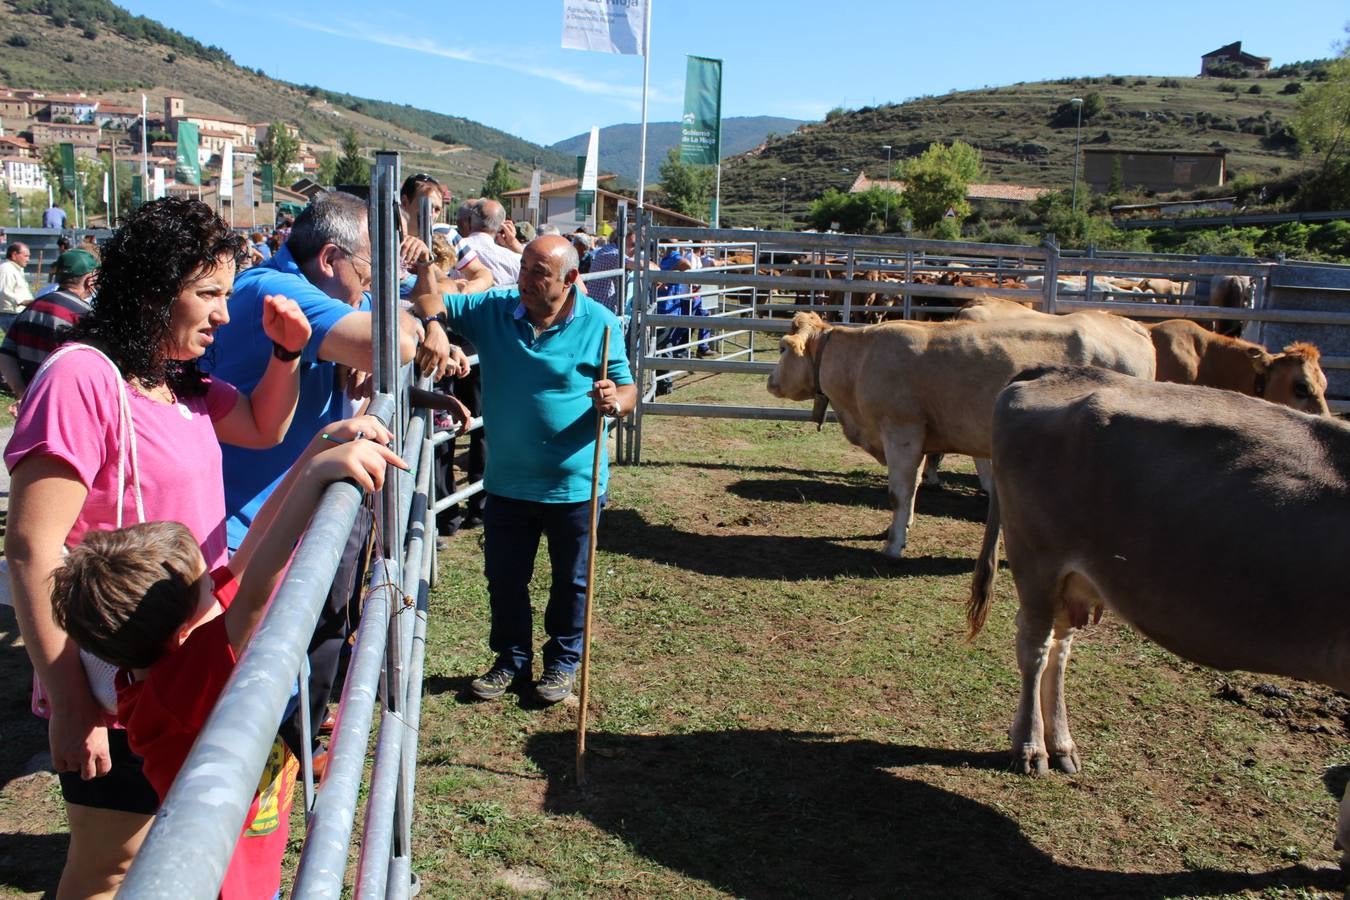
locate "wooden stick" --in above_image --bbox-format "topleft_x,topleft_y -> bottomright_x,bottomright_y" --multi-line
576,325 -> 610,786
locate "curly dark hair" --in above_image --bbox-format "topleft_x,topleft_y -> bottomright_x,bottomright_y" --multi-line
72,197 -> 246,398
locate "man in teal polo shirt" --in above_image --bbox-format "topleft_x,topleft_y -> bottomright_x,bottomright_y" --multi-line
415,234 -> 635,703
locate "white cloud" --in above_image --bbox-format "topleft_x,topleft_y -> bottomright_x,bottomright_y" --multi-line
277,16 -> 674,105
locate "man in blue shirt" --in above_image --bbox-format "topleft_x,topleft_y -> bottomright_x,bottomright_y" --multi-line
413,234 -> 635,704
207,191 -> 429,758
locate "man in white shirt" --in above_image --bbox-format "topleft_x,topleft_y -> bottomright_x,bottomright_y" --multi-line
0,242 -> 34,330
462,199 -> 522,286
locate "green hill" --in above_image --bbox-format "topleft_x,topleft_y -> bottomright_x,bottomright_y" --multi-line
720,72 -> 1322,228
0,0 -> 571,197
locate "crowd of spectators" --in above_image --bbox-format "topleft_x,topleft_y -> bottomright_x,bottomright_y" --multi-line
0,181 -> 649,896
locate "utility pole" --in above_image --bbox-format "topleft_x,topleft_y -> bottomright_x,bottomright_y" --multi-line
1070,98 -> 1084,215
882,144 -> 893,231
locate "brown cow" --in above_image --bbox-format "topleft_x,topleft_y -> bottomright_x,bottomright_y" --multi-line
1150,318 -> 1330,415
966,365 -> 1350,864
765,312 -> 1155,559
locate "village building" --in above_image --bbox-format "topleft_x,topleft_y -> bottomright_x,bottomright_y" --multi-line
1083,148 -> 1227,193
0,156 -> 48,192
1200,41 -> 1271,76
503,174 -> 705,231
27,121 -> 102,154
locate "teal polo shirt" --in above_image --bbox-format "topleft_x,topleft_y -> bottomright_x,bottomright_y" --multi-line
443,286 -> 633,503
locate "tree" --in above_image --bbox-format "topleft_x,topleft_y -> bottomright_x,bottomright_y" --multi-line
333,129 -> 369,185
316,151 -> 338,187
657,148 -> 714,219
255,120 -> 300,180
479,158 -> 519,201
807,187 -> 900,233
900,141 -> 984,229
1291,37 -> 1350,209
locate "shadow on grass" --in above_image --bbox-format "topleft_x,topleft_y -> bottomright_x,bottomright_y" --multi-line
601,509 -> 973,581
725,475 -> 988,525
527,729 -> 1342,899
0,832 -> 65,896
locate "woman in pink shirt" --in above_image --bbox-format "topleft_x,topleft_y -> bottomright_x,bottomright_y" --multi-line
4,197 -> 311,899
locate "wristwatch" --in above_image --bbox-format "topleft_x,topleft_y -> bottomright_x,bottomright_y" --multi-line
272,341 -> 302,362
421,313 -> 448,329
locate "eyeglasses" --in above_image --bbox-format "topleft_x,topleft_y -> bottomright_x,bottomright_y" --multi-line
336,246 -> 371,270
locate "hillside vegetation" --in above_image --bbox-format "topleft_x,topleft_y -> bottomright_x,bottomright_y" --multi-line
721,72 -> 1319,228
0,0 -> 563,197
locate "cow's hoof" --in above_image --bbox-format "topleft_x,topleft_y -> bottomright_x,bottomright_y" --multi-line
1050,750 -> 1081,775
1013,747 -> 1048,776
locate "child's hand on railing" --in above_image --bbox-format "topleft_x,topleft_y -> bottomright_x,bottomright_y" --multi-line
319,415 -> 394,448
308,439 -> 407,493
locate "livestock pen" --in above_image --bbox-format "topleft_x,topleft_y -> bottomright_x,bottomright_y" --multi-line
2,188 -> 1349,898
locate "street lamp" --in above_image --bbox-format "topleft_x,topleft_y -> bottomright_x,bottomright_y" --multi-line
1069,97 -> 1084,214
881,144 -> 893,231
779,176 -> 787,230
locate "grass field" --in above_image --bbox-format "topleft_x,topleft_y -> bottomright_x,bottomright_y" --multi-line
1,367 -> 1347,898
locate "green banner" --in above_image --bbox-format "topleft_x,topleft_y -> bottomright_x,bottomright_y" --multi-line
574,155 -> 593,217
131,174 -> 144,208
59,143 -> 78,195
261,164 -> 274,202
680,56 -> 722,166
175,121 -> 201,186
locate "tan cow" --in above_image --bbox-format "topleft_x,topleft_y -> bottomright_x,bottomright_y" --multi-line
766,312 -> 1155,559
966,366 -> 1350,863
1150,318 -> 1330,415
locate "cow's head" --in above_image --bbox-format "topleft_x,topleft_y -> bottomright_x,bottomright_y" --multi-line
767,312 -> 831,400
1248,342 -> 1331,416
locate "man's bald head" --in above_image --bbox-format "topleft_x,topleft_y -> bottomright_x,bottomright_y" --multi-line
470,199 -> 507,234
524,234 -> 578,275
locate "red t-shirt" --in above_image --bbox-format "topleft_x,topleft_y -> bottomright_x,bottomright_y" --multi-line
116,567 -> 297,900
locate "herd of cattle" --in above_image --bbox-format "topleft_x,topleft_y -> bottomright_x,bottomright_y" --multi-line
764,296 -> 1350,867
725,250 -> 1256,333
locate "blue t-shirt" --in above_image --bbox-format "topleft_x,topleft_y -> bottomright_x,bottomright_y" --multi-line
204,244 -> 359,547
443,287 -> 632,503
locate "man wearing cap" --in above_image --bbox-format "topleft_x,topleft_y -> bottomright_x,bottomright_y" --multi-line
0,249 -> 97,399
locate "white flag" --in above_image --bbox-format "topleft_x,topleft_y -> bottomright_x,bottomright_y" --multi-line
561,0 -> 646,55
581,126 -> 600,191
220,142 -> 233,202
243,168 -> 255,206
528,169 -> 541,211
102,171 -> 109,204
153,166 -> 165,199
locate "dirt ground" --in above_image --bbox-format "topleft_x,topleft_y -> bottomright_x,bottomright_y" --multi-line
1,374 -> 1348,898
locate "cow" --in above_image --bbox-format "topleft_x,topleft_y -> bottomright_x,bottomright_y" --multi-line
966,365 -> 1350,864
765,312 -> 1155,559
1209,274 -> 1255,336
1150,318 -> 1330,415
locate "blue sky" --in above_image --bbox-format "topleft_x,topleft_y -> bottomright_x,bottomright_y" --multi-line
117,0 -> 1347,146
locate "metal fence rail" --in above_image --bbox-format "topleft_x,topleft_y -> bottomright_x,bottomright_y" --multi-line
624,216 -> 1350,461
123,155 -> 441,898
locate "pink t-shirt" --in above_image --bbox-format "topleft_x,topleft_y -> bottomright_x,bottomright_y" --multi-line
5,345 -> 239,568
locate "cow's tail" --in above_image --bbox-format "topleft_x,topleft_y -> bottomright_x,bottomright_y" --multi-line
967,481 -> 1001,640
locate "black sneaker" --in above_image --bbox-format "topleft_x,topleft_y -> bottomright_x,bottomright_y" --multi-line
535,669 -> 576,705
470,666 -> 521,701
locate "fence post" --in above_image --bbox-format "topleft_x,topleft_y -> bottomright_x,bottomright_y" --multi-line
842,247 -> 855,324
631,209 -> 651,464
903,249 -> 914,320
1042,234 -> 1059,315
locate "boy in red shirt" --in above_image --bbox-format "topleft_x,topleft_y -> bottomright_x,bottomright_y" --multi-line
51,415 -> 403,899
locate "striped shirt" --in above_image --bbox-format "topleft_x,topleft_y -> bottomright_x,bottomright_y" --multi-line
0,289 -> 92,383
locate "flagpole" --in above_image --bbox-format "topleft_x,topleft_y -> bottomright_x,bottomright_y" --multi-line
635,0 -> 652,209
110,141 -> 119,226
140,94 -> 149,191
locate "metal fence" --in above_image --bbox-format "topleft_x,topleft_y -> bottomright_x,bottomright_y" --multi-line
624,216 -> 1350,462
121,155 -> 438,898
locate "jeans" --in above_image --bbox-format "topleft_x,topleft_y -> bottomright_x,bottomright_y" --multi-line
483,492 -> 604,675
